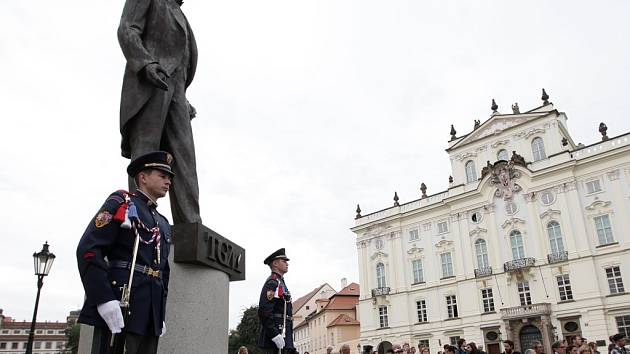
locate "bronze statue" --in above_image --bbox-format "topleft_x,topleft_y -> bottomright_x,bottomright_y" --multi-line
117,0 -> 201,224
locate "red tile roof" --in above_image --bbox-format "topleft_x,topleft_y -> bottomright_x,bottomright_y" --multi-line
292,283 -> 332,315
336,282 -> 360,296
327,314 -> 359,327
324,296 -> 358,310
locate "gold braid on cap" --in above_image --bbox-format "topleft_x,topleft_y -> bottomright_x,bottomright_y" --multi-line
143,163 -> 171,169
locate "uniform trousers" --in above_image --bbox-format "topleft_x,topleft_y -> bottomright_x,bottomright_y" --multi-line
93,327 -> 159,354
126,67 -> 202,225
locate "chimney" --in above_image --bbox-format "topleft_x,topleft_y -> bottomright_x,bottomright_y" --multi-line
341,278 -> 348,289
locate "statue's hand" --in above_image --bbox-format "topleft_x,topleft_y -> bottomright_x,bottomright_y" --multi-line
144,63 -> 169,91
187,100 -> 197,119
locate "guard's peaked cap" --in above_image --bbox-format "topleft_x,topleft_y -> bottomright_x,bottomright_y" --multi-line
263,248 -> 289,265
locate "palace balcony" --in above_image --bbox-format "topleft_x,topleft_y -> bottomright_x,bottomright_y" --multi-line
474,267 -> 493,278
547,251 -> 568,264
371,287 -> 391,297
500,303 -> 551,320
504,257 -> 536,272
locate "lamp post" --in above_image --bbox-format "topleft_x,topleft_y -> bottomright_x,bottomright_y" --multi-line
25,242 -> 56,354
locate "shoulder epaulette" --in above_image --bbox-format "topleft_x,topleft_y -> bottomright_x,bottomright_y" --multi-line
107,190 -> 135,205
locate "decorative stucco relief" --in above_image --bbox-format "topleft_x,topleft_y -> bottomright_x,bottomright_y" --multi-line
501,217 -> 526,230
370,251 -> 389,260
515,127 -> 545,139
585,200 -> 612,211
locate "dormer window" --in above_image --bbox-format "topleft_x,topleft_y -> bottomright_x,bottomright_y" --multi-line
465,160 -> 477,183
531,137 -> 546,161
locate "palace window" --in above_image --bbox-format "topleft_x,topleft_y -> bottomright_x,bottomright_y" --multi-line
532,137 -> 546,161
446,295 -> 459,318
557,274 -> 573,301
416,300 -> 428,323
510,230 -> 525,259
409,229 -> 420,241
505,202 -> 518,215
376,263 -> 386,288
606,266 -> 625,294
412,259 -> 424,284
481,288 -> 495,312
594,215 -> 614,245
437,221 -> 449,234
547,221 -> 565,254
475,239 -> 490,269
616,315 -> 630,337
466,160 -> 477,183
518,281 -> 532,306
441,252 -> 454,278
378,306 -> 389,328
540,190 -> 555,205
585,179 -> 602,194
497,149 -> 509,161
471,210 -> 482,223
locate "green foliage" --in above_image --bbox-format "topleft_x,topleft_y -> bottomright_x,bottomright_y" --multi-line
228,305 -> 265,354
57,324 -> 79,354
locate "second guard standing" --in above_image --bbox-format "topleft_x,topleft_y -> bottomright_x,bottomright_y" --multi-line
258,248 -> 296,354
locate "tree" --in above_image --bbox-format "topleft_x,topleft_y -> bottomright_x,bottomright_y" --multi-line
229,305 -> 265,354
57,324 -> 79,354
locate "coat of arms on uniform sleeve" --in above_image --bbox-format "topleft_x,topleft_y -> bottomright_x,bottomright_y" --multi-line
95,211 -> 113,228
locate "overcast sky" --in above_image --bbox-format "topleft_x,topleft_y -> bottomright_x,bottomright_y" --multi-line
2,0 -> 630,331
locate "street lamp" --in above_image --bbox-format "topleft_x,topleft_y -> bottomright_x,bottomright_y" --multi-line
26,242 -> 56,354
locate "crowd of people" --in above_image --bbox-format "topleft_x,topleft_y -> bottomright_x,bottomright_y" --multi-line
355,333 -> 628,354
235,332 -> 628,354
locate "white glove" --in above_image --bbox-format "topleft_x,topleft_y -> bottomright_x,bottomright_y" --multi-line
97,300 -> 124,333
160,321 -> 166,337
272,334 -> 285,349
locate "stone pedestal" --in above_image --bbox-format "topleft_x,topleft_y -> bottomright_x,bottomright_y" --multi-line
159,222 -> 245,354
158,246 -> 230,353
77,324 -> 93,354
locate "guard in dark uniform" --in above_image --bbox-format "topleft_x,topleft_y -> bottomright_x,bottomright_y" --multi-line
76,151 -> 174,354
258,248 -> 296,354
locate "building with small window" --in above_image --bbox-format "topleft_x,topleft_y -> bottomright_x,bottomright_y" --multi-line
0,309 -> 71,354
351,92 -> 630,354
293,280 -> 361,354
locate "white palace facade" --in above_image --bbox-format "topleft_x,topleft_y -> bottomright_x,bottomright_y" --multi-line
351,92 -> 630,354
